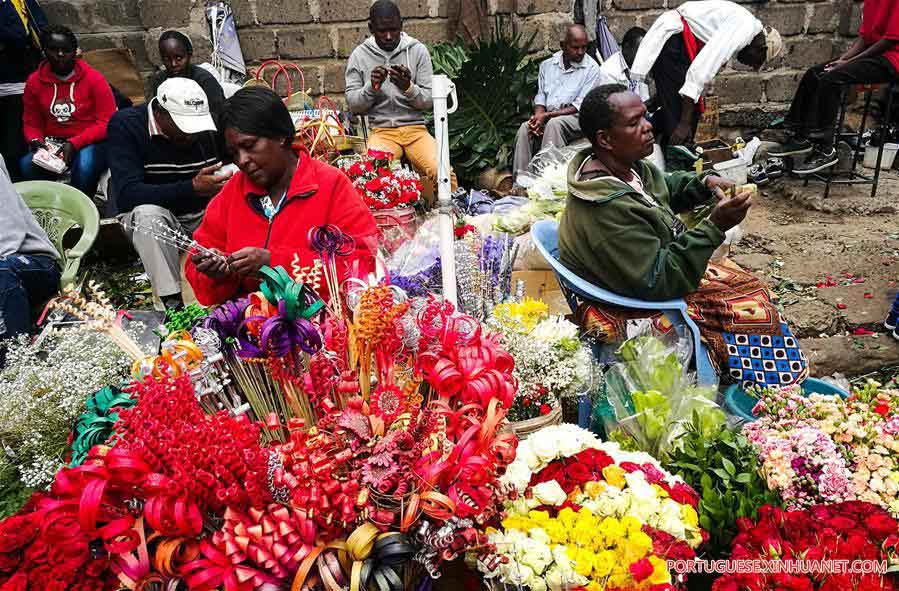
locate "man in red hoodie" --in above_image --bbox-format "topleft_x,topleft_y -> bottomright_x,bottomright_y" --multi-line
20,25 -> 115,197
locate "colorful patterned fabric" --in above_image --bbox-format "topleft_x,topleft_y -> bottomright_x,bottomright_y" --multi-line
577,261 -> 809,389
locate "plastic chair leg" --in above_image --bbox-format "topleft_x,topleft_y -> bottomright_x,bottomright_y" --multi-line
695,342 -> 717,387
683,314 -> 717,386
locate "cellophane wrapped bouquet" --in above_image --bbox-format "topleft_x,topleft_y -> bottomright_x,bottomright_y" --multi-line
478,424 -> 706,591
486,298 -> 591,422
338,149 -> 422,210
494,146 -> 576,235
599,335 -> 725,462
0,223 -> 522,591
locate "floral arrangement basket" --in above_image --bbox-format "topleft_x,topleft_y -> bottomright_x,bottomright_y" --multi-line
502,404 -> 562,439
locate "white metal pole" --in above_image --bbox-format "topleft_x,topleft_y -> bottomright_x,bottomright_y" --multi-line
432,74 -> 458,308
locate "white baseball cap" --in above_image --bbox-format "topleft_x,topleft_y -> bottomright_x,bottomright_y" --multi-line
155,77 -> 217,134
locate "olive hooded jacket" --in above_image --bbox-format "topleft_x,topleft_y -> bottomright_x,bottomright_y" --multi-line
558,148 -> 725,301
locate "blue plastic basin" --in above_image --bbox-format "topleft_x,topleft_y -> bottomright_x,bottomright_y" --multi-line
724,378 -> 849,423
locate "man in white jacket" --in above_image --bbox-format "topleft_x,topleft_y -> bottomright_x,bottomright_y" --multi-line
631,0 -> 783,146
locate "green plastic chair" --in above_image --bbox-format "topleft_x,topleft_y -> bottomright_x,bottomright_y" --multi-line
13,180 -> 100,289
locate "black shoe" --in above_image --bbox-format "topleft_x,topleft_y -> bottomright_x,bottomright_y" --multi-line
162,295 -> 184,311
769,138 -> 813,157
765,157 -> 785,179
749,164 -> 769,185
793,148 -> 838,175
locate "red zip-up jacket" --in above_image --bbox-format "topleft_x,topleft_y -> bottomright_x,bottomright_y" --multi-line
22,59 -> 116,149
186,149 -> 379,306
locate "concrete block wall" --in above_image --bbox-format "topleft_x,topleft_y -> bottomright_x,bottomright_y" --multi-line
45,0 -> 862,132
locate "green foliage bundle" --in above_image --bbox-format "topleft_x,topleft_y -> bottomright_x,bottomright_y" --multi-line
667,413 -> 782,559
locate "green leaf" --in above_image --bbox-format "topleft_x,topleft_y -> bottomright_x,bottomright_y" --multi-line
722,457 -> 737,477
735,473 -> 752,483
711,468 -> 731,482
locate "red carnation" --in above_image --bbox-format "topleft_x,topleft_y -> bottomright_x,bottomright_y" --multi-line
365,178 -> 383,192
539,404 -> 551,415
565,461 -> 592,486
874,403 -> 890,416
668,482 -> 700,508
864,512 -> 897,539
629,557 -> 654,582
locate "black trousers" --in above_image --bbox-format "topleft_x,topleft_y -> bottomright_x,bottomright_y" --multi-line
0,94 -> 27,182
785,56 -> 897,147
650,33 -> 700,146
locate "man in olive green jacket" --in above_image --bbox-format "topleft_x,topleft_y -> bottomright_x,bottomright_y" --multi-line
558,84 -> 750,301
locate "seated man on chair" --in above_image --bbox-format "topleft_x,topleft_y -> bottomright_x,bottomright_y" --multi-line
558,85 -> 808,390
108,78 -> 230,310
512,24 -> 600,183
630,1 -> 783,146
771,0 -> 898,175
0,154 -> 60,361
345,0 -> 455,200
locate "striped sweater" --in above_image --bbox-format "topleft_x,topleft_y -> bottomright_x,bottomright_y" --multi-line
107,103 -> 221,216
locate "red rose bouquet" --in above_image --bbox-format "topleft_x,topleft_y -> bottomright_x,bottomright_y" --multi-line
713,501 -> 899,591
339,149 -> 422,210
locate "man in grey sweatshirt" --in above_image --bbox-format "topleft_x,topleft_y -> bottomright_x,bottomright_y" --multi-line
345,0 -> 456,201
0,154 -> 61,352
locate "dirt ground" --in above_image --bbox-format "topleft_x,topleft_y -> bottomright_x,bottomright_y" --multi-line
730,166 -> 899,380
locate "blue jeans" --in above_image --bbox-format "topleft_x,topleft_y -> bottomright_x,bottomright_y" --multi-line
20,142 -> 107,197
0,254 -> 60,342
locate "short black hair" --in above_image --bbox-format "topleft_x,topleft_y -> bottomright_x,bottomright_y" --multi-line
579,84 -> 629,146
159,30 -> 193,54
370,0 -> 401,22
219,87 -> 295,145
622,27 -> 646,49
41,25 -> 77,51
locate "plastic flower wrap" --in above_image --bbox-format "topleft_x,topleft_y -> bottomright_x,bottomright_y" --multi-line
338,149 -> 422,210
600,335 -> 725,462
494,145 -> 577,236
746,381 -> 899,515
388,216 -> 518,319
487,298 -> 591,422
479,424 -> 705,591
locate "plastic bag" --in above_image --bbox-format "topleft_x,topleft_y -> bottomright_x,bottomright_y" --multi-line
387,214 -> 441,277
598,330 -> 725,461
516,145 -> 579,201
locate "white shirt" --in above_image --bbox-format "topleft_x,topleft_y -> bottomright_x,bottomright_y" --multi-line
598,51 -> 651,102
534,51 -> 601,112
630,0 -> 763,102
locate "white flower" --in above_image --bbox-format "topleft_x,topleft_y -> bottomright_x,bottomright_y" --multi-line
531,433 -> 562,464
531,316 -> 579,344
504,459 -> 534,492
545,562 -> 588,591
519,537 -> 554,574
529,527 -> 551,545
655,499 -> 687,539
533,480 -> 567,506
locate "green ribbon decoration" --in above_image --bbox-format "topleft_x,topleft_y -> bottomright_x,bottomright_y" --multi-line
258,265 -> 324,321
164,303 -> 210,333
69,386 -> 136,467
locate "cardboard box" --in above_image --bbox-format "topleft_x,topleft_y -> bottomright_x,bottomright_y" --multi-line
511,270 -> 571,316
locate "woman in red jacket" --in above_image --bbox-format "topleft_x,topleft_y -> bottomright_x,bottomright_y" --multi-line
186,87 -> 379,306
20,25 -> 115,197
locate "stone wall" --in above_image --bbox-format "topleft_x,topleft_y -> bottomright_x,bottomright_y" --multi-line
43,0 -> 863,131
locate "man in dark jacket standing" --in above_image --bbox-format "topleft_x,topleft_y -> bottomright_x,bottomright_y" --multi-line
0,0 -> 47,181
108,77 -> 230,310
